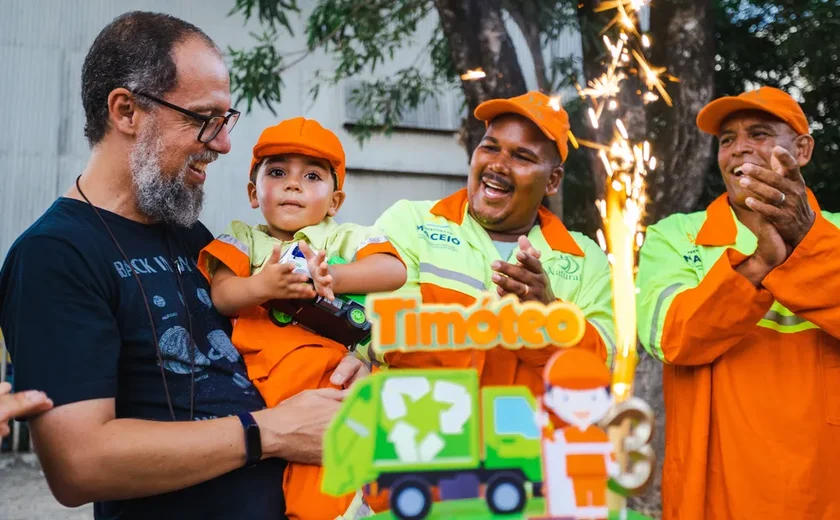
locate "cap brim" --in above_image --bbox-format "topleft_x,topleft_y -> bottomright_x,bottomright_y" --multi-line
696,97 -> 779,136
255,143 -> 342,169
474,99 -> 557,143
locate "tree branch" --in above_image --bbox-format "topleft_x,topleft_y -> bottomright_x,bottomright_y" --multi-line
503,0 -> 550,93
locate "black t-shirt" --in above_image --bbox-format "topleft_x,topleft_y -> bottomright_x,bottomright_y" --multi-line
0,198 -> 287,519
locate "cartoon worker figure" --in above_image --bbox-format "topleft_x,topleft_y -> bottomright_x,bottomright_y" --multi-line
537,348 -> 618,520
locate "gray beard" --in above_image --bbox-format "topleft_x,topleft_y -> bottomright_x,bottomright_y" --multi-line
129,121 -> 213,228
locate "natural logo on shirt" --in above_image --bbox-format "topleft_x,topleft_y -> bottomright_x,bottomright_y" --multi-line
683,248 -> 703,270
545,255 -> 581,281
417,224 -> 461,250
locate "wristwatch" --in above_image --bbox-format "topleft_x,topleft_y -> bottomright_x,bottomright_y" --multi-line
237,412 -> 262,467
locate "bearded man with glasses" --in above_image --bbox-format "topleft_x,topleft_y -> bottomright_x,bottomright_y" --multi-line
0,11 -> 367,520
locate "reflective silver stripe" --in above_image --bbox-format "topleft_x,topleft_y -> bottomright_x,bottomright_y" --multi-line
419,262 -> 486,290
356,235 -> 388,250
762,310 -> 807,327
216,233 -> 249,257
649,283 -> 683,360
354,235 -> 389,261
588,319 -> 616,368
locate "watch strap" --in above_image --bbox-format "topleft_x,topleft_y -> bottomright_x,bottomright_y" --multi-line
237,412 -> 262,467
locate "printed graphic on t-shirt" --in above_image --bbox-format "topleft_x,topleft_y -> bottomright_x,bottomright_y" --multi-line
106,241 -> 260,420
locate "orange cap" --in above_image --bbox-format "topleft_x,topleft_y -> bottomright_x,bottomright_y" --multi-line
250,117 -> 346,189
696,86 -> 810,136
474,91 -> 571,162
544,348 -> 611,390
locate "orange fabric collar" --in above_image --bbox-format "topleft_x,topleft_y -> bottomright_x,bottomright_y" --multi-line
695,189 -> 821,246
430,188 -> 585,256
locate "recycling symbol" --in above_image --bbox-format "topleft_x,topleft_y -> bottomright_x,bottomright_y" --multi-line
381,376 -> 472,462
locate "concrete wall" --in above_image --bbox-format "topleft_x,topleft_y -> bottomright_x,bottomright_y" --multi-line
0,0 -> 583,259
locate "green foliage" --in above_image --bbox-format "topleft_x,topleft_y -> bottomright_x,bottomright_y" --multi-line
227,0 -> 454,144
230,0 -> 301,34
306,0 -> 434,78
227,0 -> 838,219
227,28 -> 287,114
345,67 -> 450,141
226,0 -> 580,145
702,0 -> 840,210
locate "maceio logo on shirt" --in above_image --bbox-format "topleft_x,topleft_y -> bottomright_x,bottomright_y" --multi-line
545,255 -> 581,281
417,224 -> 461,250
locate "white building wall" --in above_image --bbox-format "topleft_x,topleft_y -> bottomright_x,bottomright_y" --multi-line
0,0 -> 583,259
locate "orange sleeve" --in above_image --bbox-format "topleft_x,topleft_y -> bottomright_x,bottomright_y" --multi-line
762,213 -> 840,337
356,240 -> 405,267
197,239 -> 252,284
660,248 -> 774,365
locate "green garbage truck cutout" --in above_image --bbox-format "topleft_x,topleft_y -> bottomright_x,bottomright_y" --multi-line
323,368 -> 541,519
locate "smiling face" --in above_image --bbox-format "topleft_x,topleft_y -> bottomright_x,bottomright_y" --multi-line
543,386 -> 612,430
717,109 -> 813,209
129,35 -> 232,226
248,153 -> 345,240
467,114 -> 562,238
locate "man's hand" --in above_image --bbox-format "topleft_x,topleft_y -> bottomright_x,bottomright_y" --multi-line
740,146 -> 816,248
329,354 -> 369,388
256,355 -> 367,465
255,388 -> 348,465
736,216 -> 790,288
254,245 -> 317,301
0,382 -> 53,438
299,241 -> 335,300
491,236 -> 556,304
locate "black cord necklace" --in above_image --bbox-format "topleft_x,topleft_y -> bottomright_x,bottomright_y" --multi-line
75,174 -> 195,421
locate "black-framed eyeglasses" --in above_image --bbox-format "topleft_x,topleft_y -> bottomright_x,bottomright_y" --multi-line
132,91 -> 240,144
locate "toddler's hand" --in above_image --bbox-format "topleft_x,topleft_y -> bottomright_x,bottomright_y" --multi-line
299,241 -> 335,300
257,245 -> 316,301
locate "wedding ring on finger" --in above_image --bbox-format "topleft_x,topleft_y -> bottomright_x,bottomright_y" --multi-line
523,285 -> 530,297
779,192 -> 786,205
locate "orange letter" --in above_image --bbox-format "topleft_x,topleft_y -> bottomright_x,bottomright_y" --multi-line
372,297 -> 416,349
420,311 -> 468,347
497,300 -> 519,346
517,308 -> 546,346
544,305 -> 585,346
466,308 -> 500,347
405,311 -> 418,348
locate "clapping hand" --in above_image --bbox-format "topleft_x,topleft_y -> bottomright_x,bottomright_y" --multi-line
740,145 -> 815,249
491,236 -> 555,304
299,241 -> 335,301
256,246 -> 317,301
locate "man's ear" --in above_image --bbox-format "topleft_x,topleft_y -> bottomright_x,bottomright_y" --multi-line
248,181 -> 259,209
327,190 -> 347,217
545,165 -> 564,197
794,134 -> 815,168
107,88 -> 142,138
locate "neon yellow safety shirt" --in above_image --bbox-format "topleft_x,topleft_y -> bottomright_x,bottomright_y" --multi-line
636,191 -> 840,520
374,188 -> 616,398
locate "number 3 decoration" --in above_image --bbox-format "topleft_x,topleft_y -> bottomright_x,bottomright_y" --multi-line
600,396 -> 657,496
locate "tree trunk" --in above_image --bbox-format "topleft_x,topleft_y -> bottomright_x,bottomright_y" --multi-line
645,0 -> 716,224
575,1 -> 715,517
503,0 -> 551,93
628,6 -> 714,515
433,0 -> 529,159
